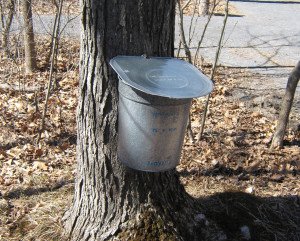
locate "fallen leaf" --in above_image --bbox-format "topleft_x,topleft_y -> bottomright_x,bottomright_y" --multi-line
33,161 -> 48,171
269,174 -> 284,182
245,186 -> 254,194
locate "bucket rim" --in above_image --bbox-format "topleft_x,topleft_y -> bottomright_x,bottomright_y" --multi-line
110,55 -> 213,99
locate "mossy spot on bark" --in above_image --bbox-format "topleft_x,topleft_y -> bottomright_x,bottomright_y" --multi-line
116,209 -> 180,241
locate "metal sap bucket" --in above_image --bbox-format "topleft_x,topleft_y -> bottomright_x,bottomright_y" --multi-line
110,56 -> 213,172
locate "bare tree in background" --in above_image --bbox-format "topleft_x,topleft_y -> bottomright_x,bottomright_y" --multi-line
21,0 -> 36,73
199,0 -> 209,15
197,0 -> 229,141
37,0 -> 64,144
271,61 -> 300,148
177,0 -> 195,142
0,0 -> 15,56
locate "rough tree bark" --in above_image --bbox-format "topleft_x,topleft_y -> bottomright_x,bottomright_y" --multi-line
21,0 -> 36,73
271,61 -> 300,148
63,0 -> 223,240
0,0 -> 15,56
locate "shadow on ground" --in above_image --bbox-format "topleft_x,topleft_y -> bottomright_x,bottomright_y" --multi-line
213,13 -> 244,17
200,191 -> 300,241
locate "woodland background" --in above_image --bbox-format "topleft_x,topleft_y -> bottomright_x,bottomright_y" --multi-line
0,0 -> 299,240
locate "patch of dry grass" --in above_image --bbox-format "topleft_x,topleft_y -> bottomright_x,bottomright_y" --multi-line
201,192 -> 300,240
0,184 -> 73,240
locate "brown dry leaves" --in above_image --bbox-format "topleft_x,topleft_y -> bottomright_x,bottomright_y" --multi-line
180,0 -> 240,16
0,36 -> 79,199
32,0 -> 80,15
178,66 -> 300,198
0,35 -> 79,239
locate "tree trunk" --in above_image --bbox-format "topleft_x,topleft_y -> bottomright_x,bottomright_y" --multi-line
271,61 -> 300,148
63,0 -> 223,240
21,0 -> 36,73
0,0 -> 15,57
199,0 -> 209,16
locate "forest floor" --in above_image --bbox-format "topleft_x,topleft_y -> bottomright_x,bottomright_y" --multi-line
0,0 -> 299,240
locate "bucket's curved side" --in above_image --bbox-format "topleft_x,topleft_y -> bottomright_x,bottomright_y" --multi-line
118,81 -> 191,172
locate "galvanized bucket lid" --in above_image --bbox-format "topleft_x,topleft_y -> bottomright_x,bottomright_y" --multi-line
110,55 -> 213,99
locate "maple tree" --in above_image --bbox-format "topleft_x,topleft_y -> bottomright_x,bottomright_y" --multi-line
62,0 -> 220,239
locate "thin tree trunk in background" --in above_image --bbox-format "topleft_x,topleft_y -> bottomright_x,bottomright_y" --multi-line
188,0 -> 199,46
37,0 -> 63,144
176,40 -> 182,57
197,0 -> 229,141
177,0 -> 192,63
194,0 -> 216,63
199,0 -> 209,16
0,0 -> 15,57
21,0 -> 36,73
46,0 -> 62,64
177,0 -> 194,142
271,61 -> 300,148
